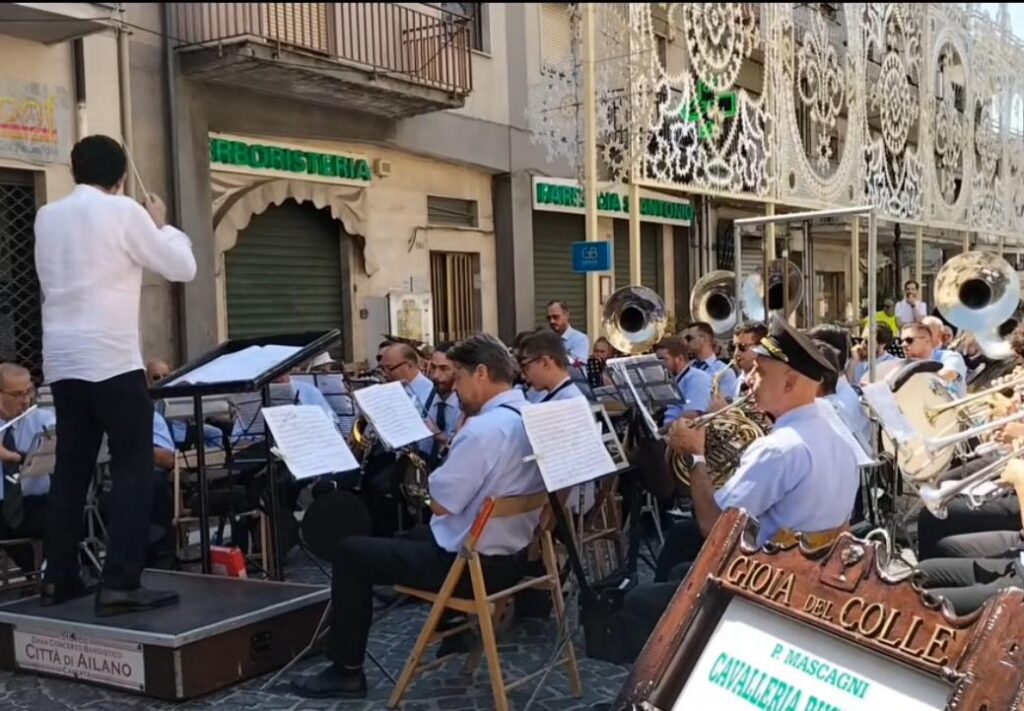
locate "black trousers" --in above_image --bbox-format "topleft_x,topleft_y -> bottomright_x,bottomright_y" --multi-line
930,529 -> 1021,559
45,371 -> 155,590
0,495 -> 48,573
655,518 -> 705,582
917,493 -> 1020,560
916,557 -> 1020,615
328,525 -> 526,667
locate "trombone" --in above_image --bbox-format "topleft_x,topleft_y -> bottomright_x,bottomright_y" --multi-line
918,441 -> 1024,517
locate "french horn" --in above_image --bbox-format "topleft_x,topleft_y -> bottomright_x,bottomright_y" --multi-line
671,393 -> 766,491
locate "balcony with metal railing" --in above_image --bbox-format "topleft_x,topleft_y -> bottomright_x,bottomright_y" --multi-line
170,3 -> 474,118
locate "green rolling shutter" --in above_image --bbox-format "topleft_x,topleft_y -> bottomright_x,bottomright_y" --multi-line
614,220 -> 663,293
532,212 -> 586,327
225,200 -> 348,347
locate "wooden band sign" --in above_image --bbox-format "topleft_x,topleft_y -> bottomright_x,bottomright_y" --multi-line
615,510 -> 1024,711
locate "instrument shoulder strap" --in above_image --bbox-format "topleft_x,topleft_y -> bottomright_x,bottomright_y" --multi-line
540,378 -> 573,403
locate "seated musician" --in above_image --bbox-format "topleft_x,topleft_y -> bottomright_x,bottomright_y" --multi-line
0,364 -> 54,573
814,341 -> 872,448
915,456 -> 1024,615
292,334 -> 544,699
685,322 -> 738,402
731,321 -> 768,400
908,318 -> 966,397
849,323 -> 899,384
611,318 -> 860,663
146,358 -> 226,451
915,323 -> 1024,560
422,344 -> 461,466
656,336 -> 712,424
149,410 -> 178,569
518,330 -> 585,403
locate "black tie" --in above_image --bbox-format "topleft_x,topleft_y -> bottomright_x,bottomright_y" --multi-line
2,426 -> 24,530
430,402 -> 447,463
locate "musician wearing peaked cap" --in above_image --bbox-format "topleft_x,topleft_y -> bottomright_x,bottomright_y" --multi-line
602,316 -> 861,665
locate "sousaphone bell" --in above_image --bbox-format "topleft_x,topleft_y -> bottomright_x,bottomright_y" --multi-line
690,270 -> 741,338
602,285 -> 668,355
935,251 -> 1021,359
742,259 -> 805,323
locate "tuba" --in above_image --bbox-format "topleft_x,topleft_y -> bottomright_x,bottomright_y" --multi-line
690,270 -> 741,338
602,285 -> 669,355
935,251 -> 1021,359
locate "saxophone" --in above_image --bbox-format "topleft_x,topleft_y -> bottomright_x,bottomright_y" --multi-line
669,359 -> 767,491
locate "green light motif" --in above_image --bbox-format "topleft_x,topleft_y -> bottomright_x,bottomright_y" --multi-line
681,80 -> 738,141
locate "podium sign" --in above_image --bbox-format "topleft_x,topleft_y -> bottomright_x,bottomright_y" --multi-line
614,510 -> 1024,711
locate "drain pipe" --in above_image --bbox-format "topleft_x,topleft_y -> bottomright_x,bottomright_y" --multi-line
163,3 -> 189,365
72,38 -> 87,138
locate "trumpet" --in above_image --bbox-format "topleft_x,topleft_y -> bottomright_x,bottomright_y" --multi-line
925,371 -> 1024,422
918,441 -> 1024,517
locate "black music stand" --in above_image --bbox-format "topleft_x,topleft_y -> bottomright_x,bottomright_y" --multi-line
150,330 -> 340,579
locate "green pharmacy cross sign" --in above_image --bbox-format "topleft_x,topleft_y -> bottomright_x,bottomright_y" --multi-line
681,81 -> 738,141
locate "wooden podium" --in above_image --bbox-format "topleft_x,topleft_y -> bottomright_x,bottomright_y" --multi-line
615,509 -> 1024,711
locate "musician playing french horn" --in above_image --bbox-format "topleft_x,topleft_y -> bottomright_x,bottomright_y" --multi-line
606,316 -> 861,663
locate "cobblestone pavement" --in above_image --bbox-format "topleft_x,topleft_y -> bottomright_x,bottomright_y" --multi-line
0,547 -> 644,711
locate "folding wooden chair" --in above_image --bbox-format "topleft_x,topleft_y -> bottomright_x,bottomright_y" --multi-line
388,492 -> 583,711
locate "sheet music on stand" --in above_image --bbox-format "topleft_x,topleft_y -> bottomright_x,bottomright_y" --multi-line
166,345 -> 302,386
292,374 -> 355,417
604,354 -> 682,438
229,383 -> 298,438
591,403 -> 629,471
522,398 -> 618,492
21,432 -> 56,479
352,382 -> 432,449
261,405 -> 359,480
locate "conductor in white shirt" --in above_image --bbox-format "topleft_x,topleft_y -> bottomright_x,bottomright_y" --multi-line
34,136 -> 197,615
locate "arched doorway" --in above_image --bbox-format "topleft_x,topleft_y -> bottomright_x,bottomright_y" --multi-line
225,199 -> 351,354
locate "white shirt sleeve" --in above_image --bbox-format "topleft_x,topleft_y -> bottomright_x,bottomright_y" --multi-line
121,200 -> 197,282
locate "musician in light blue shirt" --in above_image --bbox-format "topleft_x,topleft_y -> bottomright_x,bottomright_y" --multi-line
546,300 -> 590,365
295,335 -> 542,699
730,321 -> 768,401
656,336 -> 713,424
0,364 -> 56,572
685,322 -> 738,402
380,343 -> 436,413
421,345 -> 462,462
851,324 -> 899,385
517,330 -> 585,404
611,318 -> 859,664
814,341 -> 872,450
902,322 -> 967,398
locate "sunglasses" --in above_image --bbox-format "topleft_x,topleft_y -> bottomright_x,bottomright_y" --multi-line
900,336 -> 924,345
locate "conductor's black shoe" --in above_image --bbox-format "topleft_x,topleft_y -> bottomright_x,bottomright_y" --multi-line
292,665 -> 367,699
94,586 -> 179,617
40,578 -> 92,607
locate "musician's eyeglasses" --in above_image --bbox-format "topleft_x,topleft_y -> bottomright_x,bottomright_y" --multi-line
1,387 -> 34,400
900,336 -> 924,345
382,362 -> 407,373
517,357 -> 539,370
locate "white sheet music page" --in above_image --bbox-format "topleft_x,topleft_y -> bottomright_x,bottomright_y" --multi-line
168,345 -> 302,386
261,405 -> 359,479
861,382 -> 918,445
819,400 -> 875,467
352,381 -> 432,449
523,398 -> 617,492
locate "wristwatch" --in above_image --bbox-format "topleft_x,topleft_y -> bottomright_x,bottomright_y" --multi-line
687,454 -> 706,467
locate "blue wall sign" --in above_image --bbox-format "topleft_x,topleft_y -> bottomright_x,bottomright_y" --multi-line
571,241 -> 613,273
